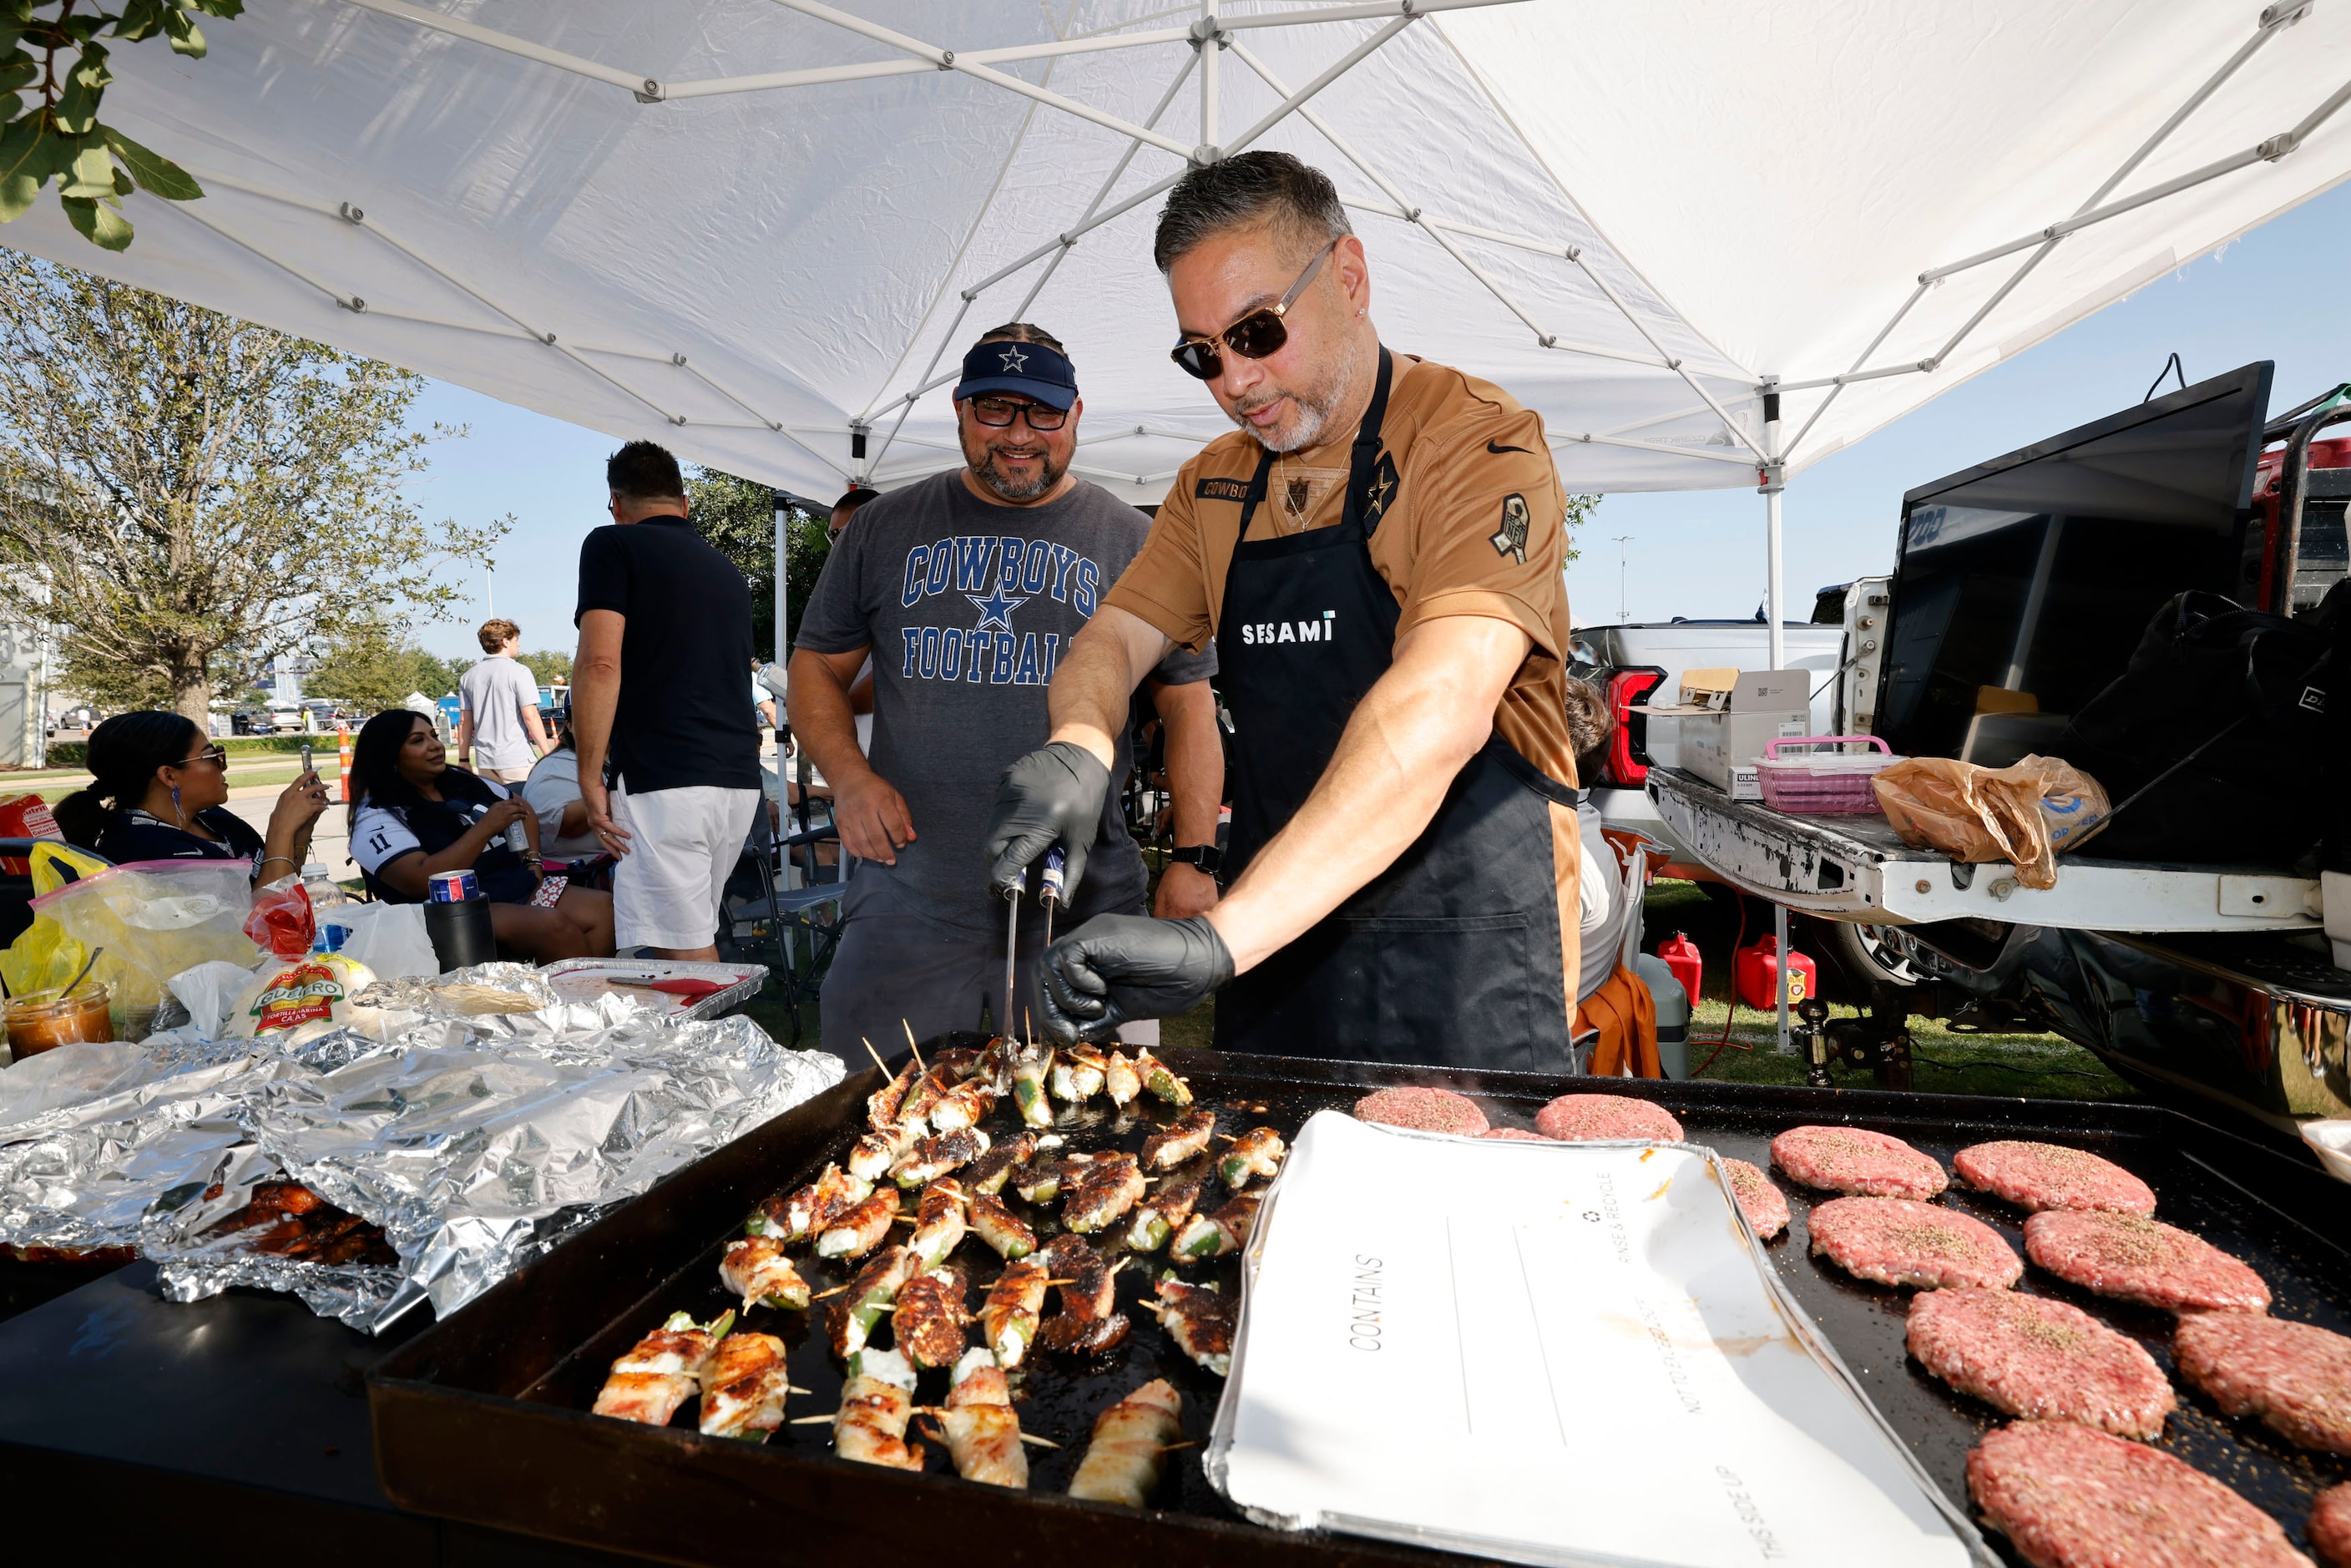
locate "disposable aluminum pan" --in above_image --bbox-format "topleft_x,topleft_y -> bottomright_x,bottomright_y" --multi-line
538,958 -> 768,1021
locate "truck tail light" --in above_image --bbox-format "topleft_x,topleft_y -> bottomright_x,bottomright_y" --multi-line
1603,666 -> 1666,787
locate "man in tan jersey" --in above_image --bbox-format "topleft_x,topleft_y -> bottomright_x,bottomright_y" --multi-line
981,152 -> 1582,1070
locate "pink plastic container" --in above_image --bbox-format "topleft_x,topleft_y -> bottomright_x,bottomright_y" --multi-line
1756,736 -> 1900,815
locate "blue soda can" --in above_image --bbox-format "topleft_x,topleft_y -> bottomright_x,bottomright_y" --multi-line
428,868 -> 479,903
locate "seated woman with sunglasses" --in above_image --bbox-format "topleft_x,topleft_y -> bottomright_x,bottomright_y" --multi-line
346,707 -> 614,961
55,711 -> 331,881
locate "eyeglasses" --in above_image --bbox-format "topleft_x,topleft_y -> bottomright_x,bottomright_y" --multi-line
1169,239 -> 1338,381
966,396 -> 1069,432
174,744 -> 227,769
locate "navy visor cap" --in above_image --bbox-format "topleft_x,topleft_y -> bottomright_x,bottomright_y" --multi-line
953,337 -> 1079,412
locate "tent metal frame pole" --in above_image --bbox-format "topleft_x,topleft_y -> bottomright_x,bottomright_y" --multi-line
1762,389 -> 1790,1058
773,494 -> 789,674
1198,0 -> 1219,159
1772,5 -> 2333,458
1549,430 -> 1756,467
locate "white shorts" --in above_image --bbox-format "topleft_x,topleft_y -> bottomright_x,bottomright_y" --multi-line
611,783 -> 761,951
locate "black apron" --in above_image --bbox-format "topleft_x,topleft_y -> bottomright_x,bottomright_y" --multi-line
1212,347 -> 1577,1070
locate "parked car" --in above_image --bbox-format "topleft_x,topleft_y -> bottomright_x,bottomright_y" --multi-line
1649,360 -> 2351,1139
47,704 -> 99,735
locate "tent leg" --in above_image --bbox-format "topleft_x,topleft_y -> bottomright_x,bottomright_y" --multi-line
1759,389 -> 1791,1055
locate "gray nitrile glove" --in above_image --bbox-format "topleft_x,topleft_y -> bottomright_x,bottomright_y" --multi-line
1039,914 -> 1234,1044
983,740 -> 1110,898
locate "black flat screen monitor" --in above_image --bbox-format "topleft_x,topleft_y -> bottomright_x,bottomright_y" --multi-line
1875,361 -> 2272,764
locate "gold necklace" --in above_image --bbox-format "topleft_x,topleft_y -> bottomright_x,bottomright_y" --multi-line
1277,452 -> 1308,530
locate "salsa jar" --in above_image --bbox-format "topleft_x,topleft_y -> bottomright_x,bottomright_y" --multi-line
6,983 -> 114,1058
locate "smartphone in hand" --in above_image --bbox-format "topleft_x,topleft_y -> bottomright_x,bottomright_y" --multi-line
300,741 -> 314,774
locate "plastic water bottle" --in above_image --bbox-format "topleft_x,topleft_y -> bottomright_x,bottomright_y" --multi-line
301,862 -> 348,909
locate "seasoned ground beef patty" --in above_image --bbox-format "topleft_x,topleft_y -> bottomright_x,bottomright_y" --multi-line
1533,1094 -> 1685,1143
1478,1126 -> 1547,1141
1352,1087 -> 1489,1137
1722,1157 -> 1789,1242
1772,1125 -> 1948,1200
1809,1197 -> 2022,1290
1967,1420 -> 2309,1568
1907,1287 -> 2173,1438
1954,1141 -> 2156,1216
2175,1311 -> 2351,1454
2024,1211 -> 2272,1313
2309,1484 -> 2351,1568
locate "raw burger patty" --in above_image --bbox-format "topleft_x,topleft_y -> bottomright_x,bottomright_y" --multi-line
1478,1126 -> 1547,1141
2310,1485 -> 2351,1568
1954,1141 -> 2156,1216
1772,1125 -> 1948,1200
2175,1311 -> 2351,1454
2024,1211 -> 2272,1313
1968,1420 -> 2308,1568
1533,1094 -> 1685,1143
1907,1287 -> 2174,1438
1722,1158 -> 1789,1242
1353,1087 -> 1489,1137
1809,1197 -> 2021,1290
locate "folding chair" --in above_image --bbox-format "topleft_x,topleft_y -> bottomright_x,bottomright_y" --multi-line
722,807 -> 847,1046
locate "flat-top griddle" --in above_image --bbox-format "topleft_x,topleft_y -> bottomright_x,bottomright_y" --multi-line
370,1045 -> 2351,1566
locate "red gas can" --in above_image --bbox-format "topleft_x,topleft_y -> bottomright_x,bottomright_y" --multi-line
1656,931 -> 1704,1006
1734,934 -> 1816,1012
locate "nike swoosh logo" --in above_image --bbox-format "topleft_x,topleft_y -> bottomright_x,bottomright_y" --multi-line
1487,440 -> 1534,455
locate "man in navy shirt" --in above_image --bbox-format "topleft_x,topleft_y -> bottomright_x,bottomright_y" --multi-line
574,441 -> 761,959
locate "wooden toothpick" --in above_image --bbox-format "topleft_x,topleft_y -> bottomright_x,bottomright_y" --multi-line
901,1020 -> 926,1076
862,1037 -> 891,1078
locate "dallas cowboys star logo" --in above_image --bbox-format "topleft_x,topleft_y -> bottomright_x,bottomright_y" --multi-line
967,584 -> 1029,633
998,346 -> 1029,373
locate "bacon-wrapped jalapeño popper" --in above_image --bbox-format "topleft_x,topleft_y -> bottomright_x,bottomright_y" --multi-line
1102,1050 -> 1142,1109
969,1191 -> 1039,1260
933,1346 -> 1029,1488
1039,1233 -> 1129,1354
1067,1379 -> 1185,1506
867,1060 -> 918,1130
1149,1277 -> 1236,1377
751,1162 -> 872,1244
1011,1151 -> 1092,1206
827,1244 -> 918,1358
1049,1042 -> 1110,1103
980,1257 -> 1049,1368
1125,1156 -> 1213,1252
719,1233 -> 811,1311
847,1115 -> 927,1182
698,1331 -> 793,1439
1011,1043 -> 1055,1128
1218,1126 -> 1287,1190
1170,1191 -> 1263,1262
1063,1152 -> 1146,1235
927,1075 -> 997,1133
816,1186 -> 902,1260
908,1177 -> 967,1267
591,1308 -> 733,1426
964,1130 -> 1036,1196
892,1263 -> 970,1370
834,1346 -> 923,1471
1132,1048 -> 1193,1108
1141,1109 -> 1217,1171
891,1127 -> 991,1189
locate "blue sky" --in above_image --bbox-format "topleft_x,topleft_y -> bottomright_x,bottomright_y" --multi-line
397,178 -> 2351,660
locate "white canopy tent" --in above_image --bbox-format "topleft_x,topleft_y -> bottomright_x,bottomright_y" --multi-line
7,0 -> 2351,672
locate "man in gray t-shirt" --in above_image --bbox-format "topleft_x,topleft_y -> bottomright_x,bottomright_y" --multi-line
791,325 -> 1222,1060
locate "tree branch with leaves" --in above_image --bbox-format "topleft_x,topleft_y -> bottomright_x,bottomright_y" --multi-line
0,254 -> 510,724
0,0 -> 237,250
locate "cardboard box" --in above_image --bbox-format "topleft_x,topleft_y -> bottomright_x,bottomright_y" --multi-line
1642,670 -> 1810,791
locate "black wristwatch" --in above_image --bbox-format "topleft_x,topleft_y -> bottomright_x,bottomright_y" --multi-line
1168,843 -> 1223,876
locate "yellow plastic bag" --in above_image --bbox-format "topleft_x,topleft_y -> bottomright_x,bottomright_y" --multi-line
28,841 -> 109,897
0,843 -> 109,996
1871,755 -> 2110,891
27,857 -> 259,1026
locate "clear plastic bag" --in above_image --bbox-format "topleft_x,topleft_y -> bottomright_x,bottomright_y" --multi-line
1870,755 -> 2111,891
28,857 -> 259,1018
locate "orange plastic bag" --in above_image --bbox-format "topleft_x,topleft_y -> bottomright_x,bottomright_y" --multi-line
1870,755 -> 2110,891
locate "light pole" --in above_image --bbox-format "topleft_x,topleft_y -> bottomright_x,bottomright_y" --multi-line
1612,535 -> 1633,622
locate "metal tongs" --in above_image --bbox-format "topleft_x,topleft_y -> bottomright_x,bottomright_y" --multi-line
1003,847 -> 1069,1038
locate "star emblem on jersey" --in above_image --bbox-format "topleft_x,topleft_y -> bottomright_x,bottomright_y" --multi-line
998,346 -> 1029,373
1490,493 -> 1531,564
1362,453 -> 1399,529
967,584 -> 1029,634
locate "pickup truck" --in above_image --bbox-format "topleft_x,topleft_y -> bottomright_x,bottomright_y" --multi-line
1641,362 -> 2351,1141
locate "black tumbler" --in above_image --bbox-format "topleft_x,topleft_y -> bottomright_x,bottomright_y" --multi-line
422,895 -> 497,972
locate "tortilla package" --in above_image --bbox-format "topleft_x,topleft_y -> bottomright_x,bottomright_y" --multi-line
223,951 -> 378,1039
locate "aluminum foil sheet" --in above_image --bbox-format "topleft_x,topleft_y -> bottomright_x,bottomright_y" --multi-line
139,1012 -> 842,1331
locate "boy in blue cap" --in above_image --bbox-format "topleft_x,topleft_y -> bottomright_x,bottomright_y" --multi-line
789,324 -> 1226,1060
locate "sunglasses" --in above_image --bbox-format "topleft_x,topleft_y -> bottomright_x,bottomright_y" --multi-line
174,744 -> 227,769
966,396 -> 1069,432
1169,239 -> 1338,381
